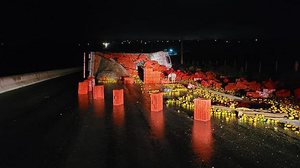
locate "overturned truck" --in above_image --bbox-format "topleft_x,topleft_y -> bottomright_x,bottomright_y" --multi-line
86,51 -> 172,82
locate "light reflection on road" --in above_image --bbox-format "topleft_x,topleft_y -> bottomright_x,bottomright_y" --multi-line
78,94 -> 89,114
113,105 -> 125,128
93,99 -> 105,119
192,121 -> 213,163
150,111 -> 165,139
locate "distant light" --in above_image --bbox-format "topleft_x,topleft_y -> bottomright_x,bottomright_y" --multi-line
214,39 -> 217,42
78,43 -> 81,46
1,42 -> 4,46
102,42 -> 110,48
167,48 -> 177,56
255,38 -> 258,42
144,42 -> 147,44
238,41 -> 241,43
87,43 -> 90,46
225,40 -> 229,43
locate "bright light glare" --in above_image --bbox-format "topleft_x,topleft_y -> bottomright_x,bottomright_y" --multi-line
102,42 -> 110,48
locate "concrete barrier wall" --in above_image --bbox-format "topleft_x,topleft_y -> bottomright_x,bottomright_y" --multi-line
0,67 -> 81,94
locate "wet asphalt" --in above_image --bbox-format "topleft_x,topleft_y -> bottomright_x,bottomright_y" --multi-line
0,73 -> 299,168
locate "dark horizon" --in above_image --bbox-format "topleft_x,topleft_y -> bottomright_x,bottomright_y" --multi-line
1,0 -> 300,85
1,0 -> 300,42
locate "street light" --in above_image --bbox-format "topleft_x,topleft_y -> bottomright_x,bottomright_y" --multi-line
102,42 -> 110,48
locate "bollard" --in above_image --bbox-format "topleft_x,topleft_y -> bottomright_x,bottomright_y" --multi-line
151,92 -> 163,112
113,89 -> 124,106
144,68 -> 161,84
78,82 -> 88,94
194,98 -> 211,121
124,77 -> 134,84
93,85 -> 104,99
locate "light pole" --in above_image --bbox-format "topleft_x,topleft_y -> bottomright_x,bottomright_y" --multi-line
83,52 -> 86,78
180,40 -> 184,64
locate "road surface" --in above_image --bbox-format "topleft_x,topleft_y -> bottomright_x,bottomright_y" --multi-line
0,73 -> 299,168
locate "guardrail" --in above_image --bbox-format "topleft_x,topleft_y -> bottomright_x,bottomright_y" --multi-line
0,67 -> 81,94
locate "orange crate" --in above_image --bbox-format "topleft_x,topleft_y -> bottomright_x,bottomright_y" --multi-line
151,92 -> 163,112
194,98 -> 211,121
113,89 -> 124,106
93,85 -> 104,99
78,82 -> 88,94
124,77 -> 134,84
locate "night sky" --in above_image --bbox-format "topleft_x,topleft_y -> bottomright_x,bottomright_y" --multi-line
1,0 -> 300,41
0,0 -> 300,78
